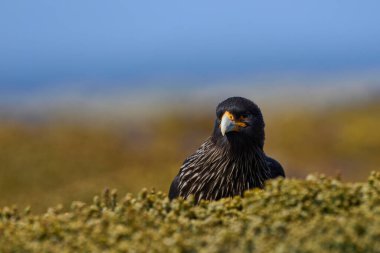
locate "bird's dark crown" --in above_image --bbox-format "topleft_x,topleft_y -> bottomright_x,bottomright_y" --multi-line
212,97 -> 265,150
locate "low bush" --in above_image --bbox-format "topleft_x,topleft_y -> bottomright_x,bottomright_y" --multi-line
1,172 -> 379,253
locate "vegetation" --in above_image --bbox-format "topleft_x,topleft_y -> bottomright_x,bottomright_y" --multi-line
0,172 -> 379,252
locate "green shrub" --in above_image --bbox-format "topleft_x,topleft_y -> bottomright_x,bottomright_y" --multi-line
1,172 -> 380,253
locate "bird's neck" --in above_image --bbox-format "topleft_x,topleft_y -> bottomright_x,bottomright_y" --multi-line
213,135 -> 263,157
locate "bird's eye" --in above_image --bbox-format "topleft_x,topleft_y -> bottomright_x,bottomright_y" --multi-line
239,113 -> 250,120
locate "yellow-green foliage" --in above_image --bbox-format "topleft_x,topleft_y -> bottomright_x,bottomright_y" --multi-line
1,172 -> 379,253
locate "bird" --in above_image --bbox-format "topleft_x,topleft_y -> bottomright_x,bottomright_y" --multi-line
168,96 -> 285,203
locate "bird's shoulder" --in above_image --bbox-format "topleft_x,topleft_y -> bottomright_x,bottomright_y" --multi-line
180,139 -> 213,171
265,156 -> 285,178
169,139 -> 213,200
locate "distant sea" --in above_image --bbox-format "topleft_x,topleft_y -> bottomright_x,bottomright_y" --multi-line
1,68 -> 379,121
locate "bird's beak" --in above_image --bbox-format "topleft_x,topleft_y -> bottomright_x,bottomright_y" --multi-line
220,111 -> 246,136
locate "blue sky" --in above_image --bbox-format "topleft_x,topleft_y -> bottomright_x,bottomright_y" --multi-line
1,0 -> 380,96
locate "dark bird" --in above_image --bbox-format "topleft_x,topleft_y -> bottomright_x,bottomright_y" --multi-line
169,97 -> 285,202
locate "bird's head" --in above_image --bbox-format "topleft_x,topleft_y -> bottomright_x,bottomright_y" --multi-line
212,97 -> 265,150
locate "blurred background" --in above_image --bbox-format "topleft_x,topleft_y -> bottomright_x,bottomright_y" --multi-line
0,0 -> 379,211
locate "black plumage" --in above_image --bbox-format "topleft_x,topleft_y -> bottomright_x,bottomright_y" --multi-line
169,97 -> 285,202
